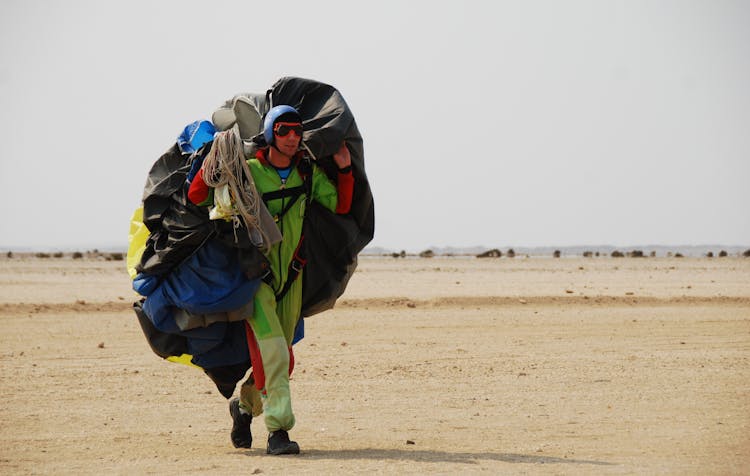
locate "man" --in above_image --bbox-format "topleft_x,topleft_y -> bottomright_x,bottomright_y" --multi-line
188,105 -> 353,454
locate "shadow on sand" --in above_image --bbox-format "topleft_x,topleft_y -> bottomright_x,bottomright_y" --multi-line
240,448 -> 614,466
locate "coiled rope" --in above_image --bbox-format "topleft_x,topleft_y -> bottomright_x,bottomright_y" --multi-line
201,128 -> 269,251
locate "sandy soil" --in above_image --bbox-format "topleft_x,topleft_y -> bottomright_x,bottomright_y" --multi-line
0,255 -> 748,475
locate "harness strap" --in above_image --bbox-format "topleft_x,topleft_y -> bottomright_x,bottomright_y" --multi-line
274,235 -> 307,301
260,157 -> 313,300
262,186 -> 303,223
262,185 -> 305,202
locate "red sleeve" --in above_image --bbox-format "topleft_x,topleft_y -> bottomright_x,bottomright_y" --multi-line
335,170 -> 354,214
188,168 -> 210,205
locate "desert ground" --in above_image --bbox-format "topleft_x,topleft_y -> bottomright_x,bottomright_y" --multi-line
1,254 -> 748,475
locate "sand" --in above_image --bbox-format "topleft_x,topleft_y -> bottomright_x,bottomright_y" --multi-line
1,255 -> 748,475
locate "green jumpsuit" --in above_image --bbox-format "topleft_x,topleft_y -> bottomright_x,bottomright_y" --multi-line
239,156 -> 338,432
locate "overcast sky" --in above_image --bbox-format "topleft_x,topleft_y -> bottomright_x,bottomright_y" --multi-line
1,0 -> 748,251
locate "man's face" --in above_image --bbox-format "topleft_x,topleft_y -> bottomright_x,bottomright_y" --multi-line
273,122 -> 303,157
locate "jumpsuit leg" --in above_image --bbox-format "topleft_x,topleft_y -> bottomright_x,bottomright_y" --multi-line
242,283 -> 295,432
276,274 -> 304,347
239,374 -> 264,418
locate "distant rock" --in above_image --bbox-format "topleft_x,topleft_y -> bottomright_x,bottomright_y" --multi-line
476,249 -> 502,258
419,249 -> 434,258
361,245 -> 749,258
611,250 -> 624,258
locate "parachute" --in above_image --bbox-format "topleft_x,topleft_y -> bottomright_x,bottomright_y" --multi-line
128,77 -> 374,397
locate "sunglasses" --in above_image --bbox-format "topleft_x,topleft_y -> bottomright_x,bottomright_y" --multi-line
274,122 -> 303,137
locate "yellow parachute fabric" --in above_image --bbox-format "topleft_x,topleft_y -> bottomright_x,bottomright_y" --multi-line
167,354 -> 201,368
127,206 -> 201,369
127,206 -> 149,280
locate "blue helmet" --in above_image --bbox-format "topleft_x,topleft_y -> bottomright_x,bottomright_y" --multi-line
263,105 -> 301,145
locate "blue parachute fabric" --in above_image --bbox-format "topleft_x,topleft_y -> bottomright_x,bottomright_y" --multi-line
143,238 -> 260,322
292,318 -> 304,345
186,320 -> 249,368
133,273 -> 159,296
177,120 -> 216,155
133,299 -> 250,371
180,121 -> 216,186
140,238 -> 260,367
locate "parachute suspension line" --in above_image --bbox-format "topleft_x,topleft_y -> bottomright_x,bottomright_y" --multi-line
301,141 -> 317,162
201,128 -> 270,252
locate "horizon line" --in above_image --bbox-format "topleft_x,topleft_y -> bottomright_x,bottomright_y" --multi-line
2,243 -> 749,253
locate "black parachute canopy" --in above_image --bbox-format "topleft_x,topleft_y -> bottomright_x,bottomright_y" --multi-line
138,76 -> 373,316
134,77 -> 375,398
210,76 -> 375,315
133,77 -> 374,394
273,77 -> 374,315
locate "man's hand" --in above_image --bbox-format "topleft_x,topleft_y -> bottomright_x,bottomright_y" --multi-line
332,142 -> 352,170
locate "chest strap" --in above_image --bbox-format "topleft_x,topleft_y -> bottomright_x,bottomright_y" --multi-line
261,185 -> 305,202
262,186 -> 305,222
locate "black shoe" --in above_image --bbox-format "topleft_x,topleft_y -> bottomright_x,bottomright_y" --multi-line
266,429 -> 300,455
229,398 -> 252,448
